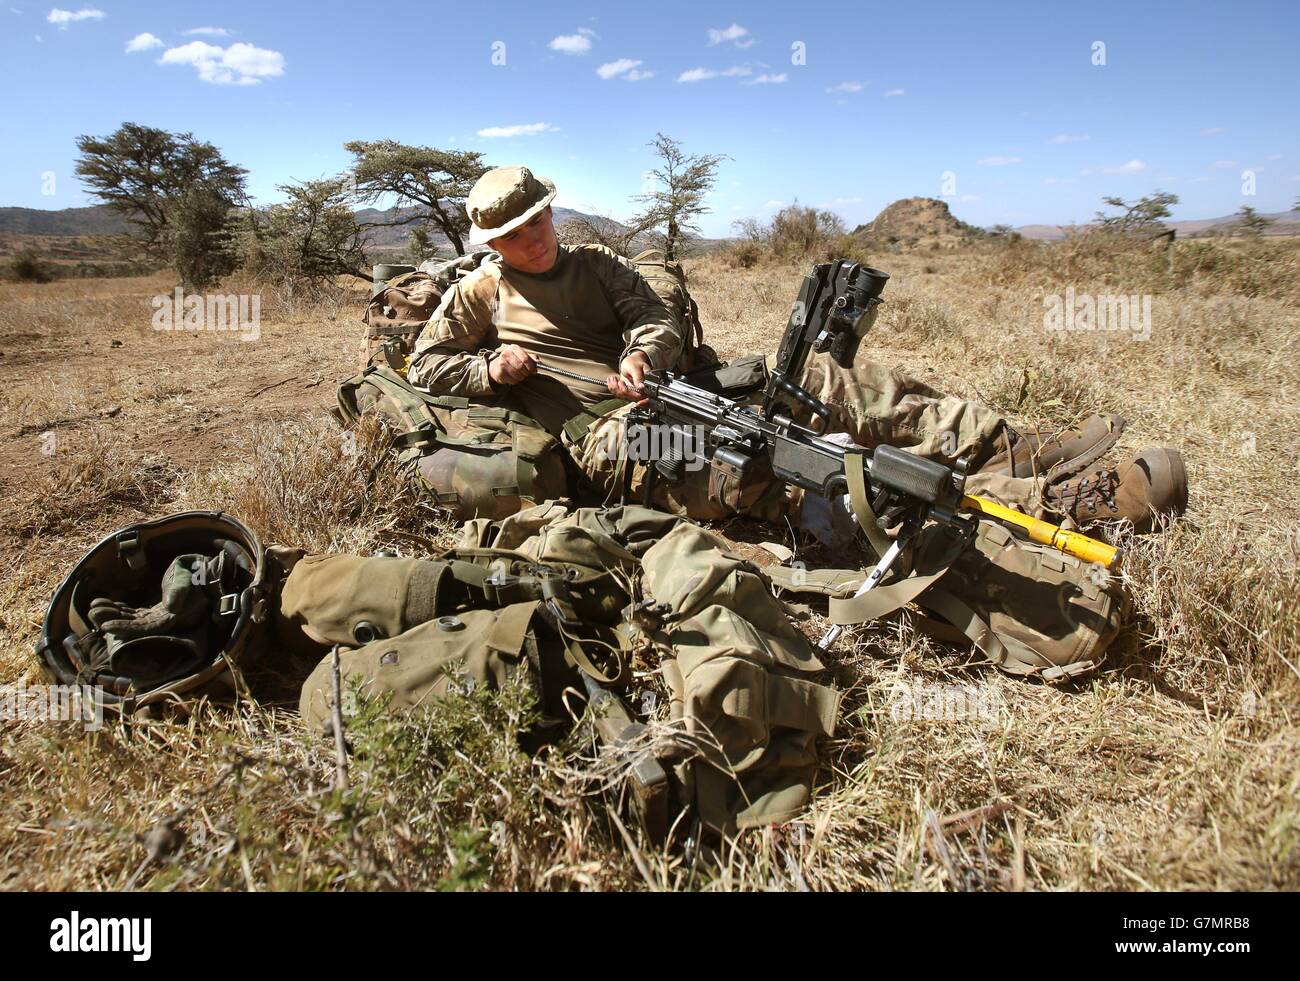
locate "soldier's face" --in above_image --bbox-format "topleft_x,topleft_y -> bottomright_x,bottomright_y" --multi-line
491,206 -> 559,274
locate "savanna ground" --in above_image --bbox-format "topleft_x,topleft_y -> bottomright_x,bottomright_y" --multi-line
1,233 -> 1297,891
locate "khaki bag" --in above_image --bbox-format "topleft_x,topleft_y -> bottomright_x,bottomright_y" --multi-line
298,602 -> 578,748
361,271 -> 444,371
335,365 -> 567,520
630,249 -> 716,370
361,251 -> 495,371
292,504 -> 841,835
767,518 -> 1125,681
640,522 -> 840,833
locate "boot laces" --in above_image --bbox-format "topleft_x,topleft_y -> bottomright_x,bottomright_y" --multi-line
1056,468 -> 1119,513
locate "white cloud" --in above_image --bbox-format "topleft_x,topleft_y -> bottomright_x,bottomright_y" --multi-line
884,88 -> 904,97
597,58 -> 642,79
1265,153 -> 1282,161
1048,133 -> 1088,144
1045,177 -> 1059,184
184,26 -> 230,37
158,40 -> 285,85
1211,159 -> 1238,168
707,23 -> 750,47
476,122 -> 557,138
550,32 -> 592,55
978,155 -> 1021,166
47,7 -> 103,28
825,81 -> 864,94
1200,126 -> 1225,136
623,69 -> 653,81
125,31 -> 162,53
677,65 -> 750,82
578,27 -> 595,37
1102,159 -> 1147,174
745,73 -> 786,85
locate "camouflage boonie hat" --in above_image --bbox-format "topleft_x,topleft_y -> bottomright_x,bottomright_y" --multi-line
467,166 -> 557,246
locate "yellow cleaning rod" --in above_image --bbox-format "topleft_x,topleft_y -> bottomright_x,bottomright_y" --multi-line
960,495 -> 1120,568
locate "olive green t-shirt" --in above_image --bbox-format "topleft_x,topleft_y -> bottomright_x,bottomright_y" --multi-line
408,244 -> 682,434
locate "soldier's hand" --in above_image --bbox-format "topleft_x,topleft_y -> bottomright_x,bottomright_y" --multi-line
607,351 -> 651,400
488,344 -> 537,386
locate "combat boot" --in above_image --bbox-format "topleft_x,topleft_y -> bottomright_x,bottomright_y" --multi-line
976,413 -> 1126,481
1043,447 -> 1188,533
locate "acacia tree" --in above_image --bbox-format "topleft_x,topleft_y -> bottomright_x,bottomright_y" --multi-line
344,140 -> 489,256
1094,191 -> 1179,235
75,122 -> 247,285
1233,205 -> 1274,238
555,210 -> 660,257
235,178 -> 370,295
631,133 -> 727,260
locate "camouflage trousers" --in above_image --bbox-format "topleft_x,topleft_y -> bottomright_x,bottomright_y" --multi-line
565,354 -> 1047,522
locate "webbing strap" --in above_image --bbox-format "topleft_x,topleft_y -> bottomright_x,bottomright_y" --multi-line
828,565 -> 950,625
562,398 -> 627,444
556,621 -> 632,687
917,586 -> 1077,675
829,525 -> 967,625
764,565 -> 864,596
367,323 -> 424,337
392,424 -> 496,451
468,405 -> 542,430
765,674 -> 840,737
913,587 -> 1008,666
512,424 -> 536,499
844,450 -> 893,560
487,601 -> 541,656
361,365 -> 471,411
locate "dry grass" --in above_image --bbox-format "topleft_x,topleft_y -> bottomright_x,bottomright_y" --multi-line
1,235 -> 1297,891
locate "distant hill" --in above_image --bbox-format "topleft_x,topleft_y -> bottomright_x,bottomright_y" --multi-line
0,204 -> 131,236
0,202 -> 726,256
852,197 -> 988,249
353,204 -> 605,250
1013,209 -> 1300,240
0,202 -> 610,249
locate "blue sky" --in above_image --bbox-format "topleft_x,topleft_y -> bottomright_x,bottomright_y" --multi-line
2,1 -> 1298,234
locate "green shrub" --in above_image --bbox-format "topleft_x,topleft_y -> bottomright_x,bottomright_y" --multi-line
9,250 -> 55,283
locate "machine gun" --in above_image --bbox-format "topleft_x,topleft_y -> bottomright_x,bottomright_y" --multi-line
616,259 -> 1119,647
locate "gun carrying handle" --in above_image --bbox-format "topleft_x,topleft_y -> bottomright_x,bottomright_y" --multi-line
772,373 -> 831,420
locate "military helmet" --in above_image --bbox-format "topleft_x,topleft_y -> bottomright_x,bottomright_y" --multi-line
38,511 -> 270,708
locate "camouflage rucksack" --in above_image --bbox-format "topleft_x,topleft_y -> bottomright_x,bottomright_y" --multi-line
361,251 -> 495,371
335,364 -> 568,521
630,249 -> 717,370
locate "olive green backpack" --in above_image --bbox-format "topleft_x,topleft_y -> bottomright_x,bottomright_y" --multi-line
290,504 -> 841,837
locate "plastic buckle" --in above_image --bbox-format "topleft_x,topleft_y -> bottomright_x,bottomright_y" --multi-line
218,593 -> 240,617
116,531 -> 147,573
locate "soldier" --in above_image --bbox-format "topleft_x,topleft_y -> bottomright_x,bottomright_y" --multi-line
409,165 -> 1187,533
